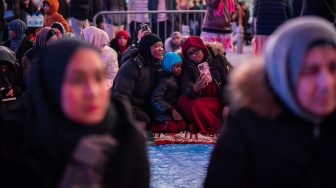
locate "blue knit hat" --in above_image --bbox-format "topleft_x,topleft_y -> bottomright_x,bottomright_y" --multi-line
162,52 -> 182,72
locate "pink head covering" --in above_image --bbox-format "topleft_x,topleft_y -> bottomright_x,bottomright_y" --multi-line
81,26 -> 109,51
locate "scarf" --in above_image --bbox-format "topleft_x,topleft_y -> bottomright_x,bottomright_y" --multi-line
7,19 -> 26,53
115,30 -> 129,53
33,27 -> 55,48
264,16 -> 336,123
81,26 -> 109,51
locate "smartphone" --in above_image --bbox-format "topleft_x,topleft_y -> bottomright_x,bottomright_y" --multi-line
141,24 -> 149,31
198,62 -> 212,82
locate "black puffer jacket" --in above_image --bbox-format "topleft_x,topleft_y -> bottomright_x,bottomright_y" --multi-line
178,42 -> 232,106
253,0 -> 293,35
112,51 -> 161,113
204,60 -> 336,188
150,71 -> 179,123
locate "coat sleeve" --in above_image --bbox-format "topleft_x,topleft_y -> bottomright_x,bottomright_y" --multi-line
104,48 -> 119,89
112,59 -> 138,108
204,111 -> 252,188
21,54 -> 32,88
150,77 -> 173,114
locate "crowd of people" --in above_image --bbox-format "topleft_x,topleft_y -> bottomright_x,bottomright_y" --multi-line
0,0 -> 336,187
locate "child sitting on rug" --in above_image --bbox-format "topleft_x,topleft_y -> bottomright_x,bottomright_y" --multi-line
150,52 -> 187,133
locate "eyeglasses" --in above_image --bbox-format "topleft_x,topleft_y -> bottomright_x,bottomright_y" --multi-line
187,48 -> 201,58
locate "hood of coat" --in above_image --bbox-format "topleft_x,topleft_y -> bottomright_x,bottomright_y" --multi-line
0,46 -> 16,66
229,58 -> 282,118
177,41 -> 225,60
43,0 -> 59,15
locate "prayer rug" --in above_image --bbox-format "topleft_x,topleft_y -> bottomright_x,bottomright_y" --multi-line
153,130 -> 219,145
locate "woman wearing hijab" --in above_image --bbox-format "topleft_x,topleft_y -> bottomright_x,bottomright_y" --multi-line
3,19 -> 33,65
81,26 -> 119,90
0,46 -> 24,100
204,16 -> 336,187
22,27 -> 58,89
178,36 -> 232,134
164,31 -> 186,53
110,30 -> 132,67
0,39 -> 150,187
50,21 -> 66,38
112,33 -> 164,130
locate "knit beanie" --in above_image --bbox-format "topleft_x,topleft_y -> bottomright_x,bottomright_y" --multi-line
139,33 -> 162,57
162,52 -> 182,72
181,36 -> 208,58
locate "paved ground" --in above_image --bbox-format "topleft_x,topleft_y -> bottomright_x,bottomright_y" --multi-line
226,44 -> 253,68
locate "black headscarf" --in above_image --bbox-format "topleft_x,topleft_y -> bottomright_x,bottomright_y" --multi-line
27,38 -> 117,185
139,33 -> 162,63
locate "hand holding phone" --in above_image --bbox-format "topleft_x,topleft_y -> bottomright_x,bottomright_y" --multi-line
198,62 -> 212,83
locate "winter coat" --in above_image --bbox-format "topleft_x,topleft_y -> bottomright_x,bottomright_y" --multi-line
110,37 -> 132,67
164,36 -> 186,53
100,0 -> 127,25
204,60 -> 336,188
178,42 -> 233,106
202,0 -> 236,33
3,35 -> 33,65
69,0 -> 91,20
21,46 -> 42,88
112,51 -> 161,113
301,0 -> 336,24
253,0 -> 292,35
42,0 -> 70,32
150,72 -> 179,123
101,46 -> 119,89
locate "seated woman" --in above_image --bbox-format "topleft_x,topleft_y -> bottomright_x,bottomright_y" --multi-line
204,17 -> 336,187
81,26 -> 119,89
3,19 -> 33,66
112,33 -> 163,129
0,46 -> 24,100
178,36 -> 233,134
150,52 -> 187,133
0,39 -> 150,187
50,22 -> 67,38
164,31 -> 186,52
110,30 -> 132,67
22,27 -> 58,89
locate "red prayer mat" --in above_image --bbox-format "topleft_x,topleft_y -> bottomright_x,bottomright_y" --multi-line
153,131 -> 219,145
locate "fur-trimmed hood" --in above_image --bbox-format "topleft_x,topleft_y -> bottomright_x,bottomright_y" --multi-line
176,41 -> 225,59
229,58 -> 282,118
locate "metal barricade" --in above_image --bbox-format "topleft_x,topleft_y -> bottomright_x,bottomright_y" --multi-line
93,10 -> 206,40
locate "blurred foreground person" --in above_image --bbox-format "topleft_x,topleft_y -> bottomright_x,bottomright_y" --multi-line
0,39 -> 150,187
204,16 -> 336,187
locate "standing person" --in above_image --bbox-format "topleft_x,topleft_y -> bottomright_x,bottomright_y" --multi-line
128,0 -> 149,39
204,16 -> 336,187
292,0 -> 304,17
148,0 -> 177,44
200,0 -> 237,54
109,30 -> 132,67
150,52 -> 187,133
42,0 -> 71,32
252,0 -> 292,56
100,0 -> 127,42
301,0 -> 336,25
0,39 -> 150,187
3,19 -> 33,65
112,33 -> 164,129
22,27 -> 58,89
5,0 -> 36,24
81,26 -> 119,90
69,0 -> 91,37
178,36 -> 233,134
